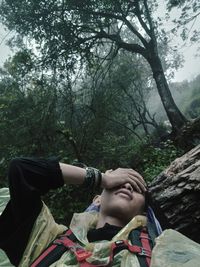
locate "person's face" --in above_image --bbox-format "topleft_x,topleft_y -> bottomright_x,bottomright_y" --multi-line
99,183 -> 145,224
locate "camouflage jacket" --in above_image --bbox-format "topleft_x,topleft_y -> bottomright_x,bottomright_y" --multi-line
19,203 -> 147,267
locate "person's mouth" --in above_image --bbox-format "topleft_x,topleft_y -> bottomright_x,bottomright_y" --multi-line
115,189 -> 133,200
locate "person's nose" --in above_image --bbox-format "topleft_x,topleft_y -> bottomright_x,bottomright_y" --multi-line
122,183 -> 133,192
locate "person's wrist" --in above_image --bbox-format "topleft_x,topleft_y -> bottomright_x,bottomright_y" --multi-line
101,173 -> 107,188
82,167 -> 102,190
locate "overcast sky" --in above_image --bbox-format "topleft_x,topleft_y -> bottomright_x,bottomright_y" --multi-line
0,2 -> 200,83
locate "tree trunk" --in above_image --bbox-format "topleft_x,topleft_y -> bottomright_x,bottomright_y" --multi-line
149,144 -> 200,243
147,54 -> 187,133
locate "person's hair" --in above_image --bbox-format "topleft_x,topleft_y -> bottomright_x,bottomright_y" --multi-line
144,190 -> 151,212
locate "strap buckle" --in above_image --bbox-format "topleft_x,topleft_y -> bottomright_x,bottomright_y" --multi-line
73,249 -> 92,262
112,240 -> 129,253
138,247 -> 151,258
115,240 -> 127,247
53,235 -> 92,262
114,240 -> 151,258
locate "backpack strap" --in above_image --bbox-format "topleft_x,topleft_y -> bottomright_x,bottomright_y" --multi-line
128,226 -> 153,267
30,229 -> 96,267
31,227 -> 152,267
147,221 -> 159,247
110,238 -> 151,260
139,228 -> 151,266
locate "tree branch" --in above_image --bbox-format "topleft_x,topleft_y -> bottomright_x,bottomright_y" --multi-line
121,16 -> 149,48
87,105 -> 142,141
143,0 -> 154,34
96,31 -> 147,58
57,129 -> 82,161
183,11 -> 200,24
135,1 -> 151,36
114,0 -> 149,48
79,9 -> 124,22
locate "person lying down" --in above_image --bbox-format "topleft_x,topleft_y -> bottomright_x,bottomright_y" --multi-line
0,157 -> 199,267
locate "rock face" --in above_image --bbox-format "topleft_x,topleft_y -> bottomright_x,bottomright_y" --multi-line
149,145 -> 200,243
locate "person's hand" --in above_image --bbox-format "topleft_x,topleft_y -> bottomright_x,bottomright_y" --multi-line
101,168 -> 147,193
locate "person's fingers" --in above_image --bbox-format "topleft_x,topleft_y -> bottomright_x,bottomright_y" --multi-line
103,168 -> 147,192
128,169 -> 146,185
127,174 -> 147,193
127,177 -> 142,193
117,168 -> 145,183
105,169 -> 113,175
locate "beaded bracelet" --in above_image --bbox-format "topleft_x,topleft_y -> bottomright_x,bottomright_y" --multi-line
93,168 -> 102,189
82,167 -> 102,190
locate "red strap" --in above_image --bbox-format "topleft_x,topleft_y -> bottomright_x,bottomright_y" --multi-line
53,231 -> 95,265
31,229 -> 95,267
110,238 -> 151,266
31,244 -> 57,267
140,229 -> 152,267
31,228 -> 152,267
54,238 -> 92,261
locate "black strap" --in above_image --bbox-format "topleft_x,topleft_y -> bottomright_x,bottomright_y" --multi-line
147,222 -> 158,247
31,230 -> 73,267
129,226 -> 153,267
129,227 -> 146,267
32,226 -> 154,267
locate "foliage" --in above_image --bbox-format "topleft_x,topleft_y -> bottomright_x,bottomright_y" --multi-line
0,0 -> 188,132
167,0 -> 200,44
186,97 -> 200,119
188,75 -> 200,117
185,77 -> 200,119
44,139 -> 183,224
0,52 -> 66,185
43,185 -> 93,225
168,75 -> 200,119
141,140 -> 183,182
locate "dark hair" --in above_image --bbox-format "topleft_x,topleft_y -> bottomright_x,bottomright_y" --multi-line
144,189 -> 170,230
144,190 -> 151,211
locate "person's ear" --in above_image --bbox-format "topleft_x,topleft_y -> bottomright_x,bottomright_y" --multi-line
92,195 -> 101,206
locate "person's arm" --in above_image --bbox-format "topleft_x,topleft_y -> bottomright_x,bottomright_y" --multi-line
0,157 -> 64,266
60,164 -> 147,193
59,163 -> 86,185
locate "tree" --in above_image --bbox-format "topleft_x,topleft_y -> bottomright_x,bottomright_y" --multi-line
149,144 -> 200,243
95,51 -> 161,137
0,0 -> 187,134
0,50 -> 62,179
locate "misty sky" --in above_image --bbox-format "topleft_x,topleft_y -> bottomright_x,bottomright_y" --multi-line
0,1 -> 200,83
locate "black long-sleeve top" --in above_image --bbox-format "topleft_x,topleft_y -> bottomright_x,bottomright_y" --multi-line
0,157 -> 64,266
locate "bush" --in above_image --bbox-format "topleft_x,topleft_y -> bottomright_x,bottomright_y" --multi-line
141,140 -> 183,182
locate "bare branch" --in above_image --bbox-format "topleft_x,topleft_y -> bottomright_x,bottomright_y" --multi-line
96,31 -> 147,58
121,16 -> 149,48
114,0 -> 149,48
87,105 -> 142,141
78,8 -> 124,21
135,1 -> 151,36
143,0 -> 154,34
184,11 -> 200,24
